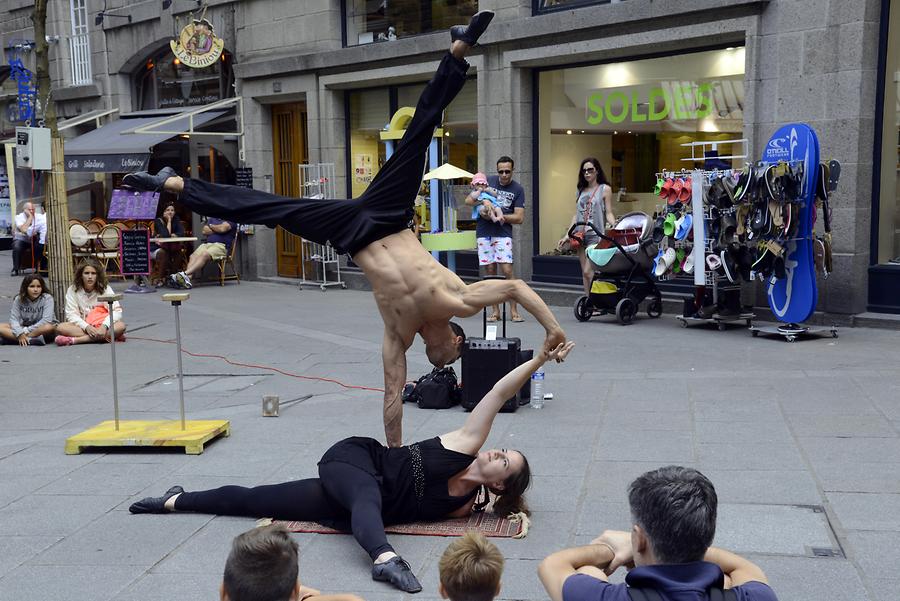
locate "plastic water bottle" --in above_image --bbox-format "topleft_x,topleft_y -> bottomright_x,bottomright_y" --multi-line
530,368 -> 545,409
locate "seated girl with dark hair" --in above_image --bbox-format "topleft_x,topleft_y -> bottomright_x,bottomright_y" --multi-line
131,341 -> 574,594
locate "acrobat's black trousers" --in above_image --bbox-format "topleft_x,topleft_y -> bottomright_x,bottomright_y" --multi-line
176,52 -> 469,255
174,461 -> 394,560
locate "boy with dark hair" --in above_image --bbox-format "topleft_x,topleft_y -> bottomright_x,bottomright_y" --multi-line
538,466 -> 779,601
221,525 -> 362,601
438,531 -> 505,601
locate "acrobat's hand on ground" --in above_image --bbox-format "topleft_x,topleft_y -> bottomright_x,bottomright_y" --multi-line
591,530 -> 635,575
546,341 -> 575,363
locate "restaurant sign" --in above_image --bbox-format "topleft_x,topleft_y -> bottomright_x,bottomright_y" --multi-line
65,154 -> 149,173
170,18 -> 225,69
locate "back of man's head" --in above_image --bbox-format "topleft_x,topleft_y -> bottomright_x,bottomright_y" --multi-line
628,466 -> 717,564
222,525 -> 299,601
438,531 -> 504,601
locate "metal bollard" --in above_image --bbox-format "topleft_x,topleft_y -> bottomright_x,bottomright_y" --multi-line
162,293 -> 190,430
98,293 -> 123,430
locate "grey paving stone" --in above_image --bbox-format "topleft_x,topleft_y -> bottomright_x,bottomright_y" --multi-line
753,556 -> 871,601
490,510 -> 575,559
150,516 -> 260,574
694,419 -> 795,444
583,461 -> 695,502
702,469 -> 823,505
0,412 -> 87,431
693,399 -> 785,422
0,444 -> 98,476
526,475 -> 584,513
814,461 -> 900,494
111,572 -> 221,601
0,473 -> 59,509
602,410 -> 692,431
575,501 -> 631,535
594,430 -> 694,463
0,564 -> 146,601
0,535 -> 60,579
490,558 -> 543,601
787,414 -> 898,437
866,578 -> 900,601
845,531 -> 900,577
36,461 -> 178,496
715,504 -> 836,556
0,494 -> 126,537
32,509 -> 211,566
799,437 -> 900,464
826,492 -> 900,531
697,442 -> 807,471
526,446 -> 592,477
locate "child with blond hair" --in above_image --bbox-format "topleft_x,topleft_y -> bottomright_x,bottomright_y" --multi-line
438,531 -> 505,601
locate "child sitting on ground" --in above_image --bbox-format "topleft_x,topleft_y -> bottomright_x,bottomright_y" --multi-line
0,275 -> 57,346
467,172 -> 505,223
438,531 -> 505,601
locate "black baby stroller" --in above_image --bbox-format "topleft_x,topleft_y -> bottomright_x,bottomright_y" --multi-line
569,212 -> 663,325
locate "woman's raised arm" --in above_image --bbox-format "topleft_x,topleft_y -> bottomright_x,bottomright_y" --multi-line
441,342 -> 575,456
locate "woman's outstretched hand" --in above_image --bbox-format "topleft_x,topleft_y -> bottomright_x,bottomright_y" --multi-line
545,341 -> 575,363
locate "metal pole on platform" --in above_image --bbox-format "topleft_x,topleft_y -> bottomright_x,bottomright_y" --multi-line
163,293 -> 190,431
99,294 -> 123,431
174,300 -> 186,430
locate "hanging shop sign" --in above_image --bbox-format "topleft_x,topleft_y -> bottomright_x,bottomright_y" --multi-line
586,83 -> 715,125
170,18 -> 225,69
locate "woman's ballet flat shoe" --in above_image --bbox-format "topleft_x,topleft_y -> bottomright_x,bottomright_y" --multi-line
449,10 -> 495,46
129,485 -> 184,514
122,166 -> 178,192
372,556 -> 423,593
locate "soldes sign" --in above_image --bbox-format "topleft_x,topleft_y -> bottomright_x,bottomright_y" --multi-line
586,83 -> 714,125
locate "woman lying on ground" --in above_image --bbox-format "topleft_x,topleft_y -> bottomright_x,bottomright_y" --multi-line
131,341 -> 575,594
55,259 -> 127,346
0,275 -> 57,346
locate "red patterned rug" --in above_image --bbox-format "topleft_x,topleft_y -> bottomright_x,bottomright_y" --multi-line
261,512 -> 527,538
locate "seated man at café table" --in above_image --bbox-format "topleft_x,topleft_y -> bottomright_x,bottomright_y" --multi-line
168,216 -> 235,289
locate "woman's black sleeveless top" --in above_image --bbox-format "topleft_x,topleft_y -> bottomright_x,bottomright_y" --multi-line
318,436 -> 477,524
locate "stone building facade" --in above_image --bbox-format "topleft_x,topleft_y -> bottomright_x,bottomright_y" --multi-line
0,0 -> 895,316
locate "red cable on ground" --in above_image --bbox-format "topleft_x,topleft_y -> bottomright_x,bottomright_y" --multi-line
128,335 -> 385,393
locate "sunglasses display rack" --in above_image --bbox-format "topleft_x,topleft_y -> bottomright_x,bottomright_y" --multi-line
673,170 -> 756,331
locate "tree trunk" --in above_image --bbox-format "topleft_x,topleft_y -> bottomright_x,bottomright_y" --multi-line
33,0 -> 73,322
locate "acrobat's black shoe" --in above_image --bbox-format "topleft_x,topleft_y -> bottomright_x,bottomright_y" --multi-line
372,556 -> 423,593
122,166 -> 178,192
129,485 -> 184,514
450,10 -> 495,47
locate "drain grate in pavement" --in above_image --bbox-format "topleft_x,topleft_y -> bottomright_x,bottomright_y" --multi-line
716,504 -> 843,558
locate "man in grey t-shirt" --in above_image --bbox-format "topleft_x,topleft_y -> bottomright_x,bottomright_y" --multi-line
466,156 -> 526,322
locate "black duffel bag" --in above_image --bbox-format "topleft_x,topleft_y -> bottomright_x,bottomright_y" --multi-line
401,367 -> 462,410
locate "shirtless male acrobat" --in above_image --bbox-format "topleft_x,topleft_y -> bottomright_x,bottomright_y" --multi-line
123,10 -> 567,447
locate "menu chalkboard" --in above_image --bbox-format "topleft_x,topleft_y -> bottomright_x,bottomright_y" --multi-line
235,167 -> 253,189
120,229 -> 151,275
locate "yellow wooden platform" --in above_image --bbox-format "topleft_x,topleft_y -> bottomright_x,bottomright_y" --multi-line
65,419 -> 230,455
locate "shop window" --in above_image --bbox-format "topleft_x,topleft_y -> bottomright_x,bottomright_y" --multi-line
69,0 -> 91,85
536,0 -> 617,13
536,47 -> 745,254
344,0 -> 477,46
134,46 -> 234,110
876,0 -> 900,264
347,78 -> 477,231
